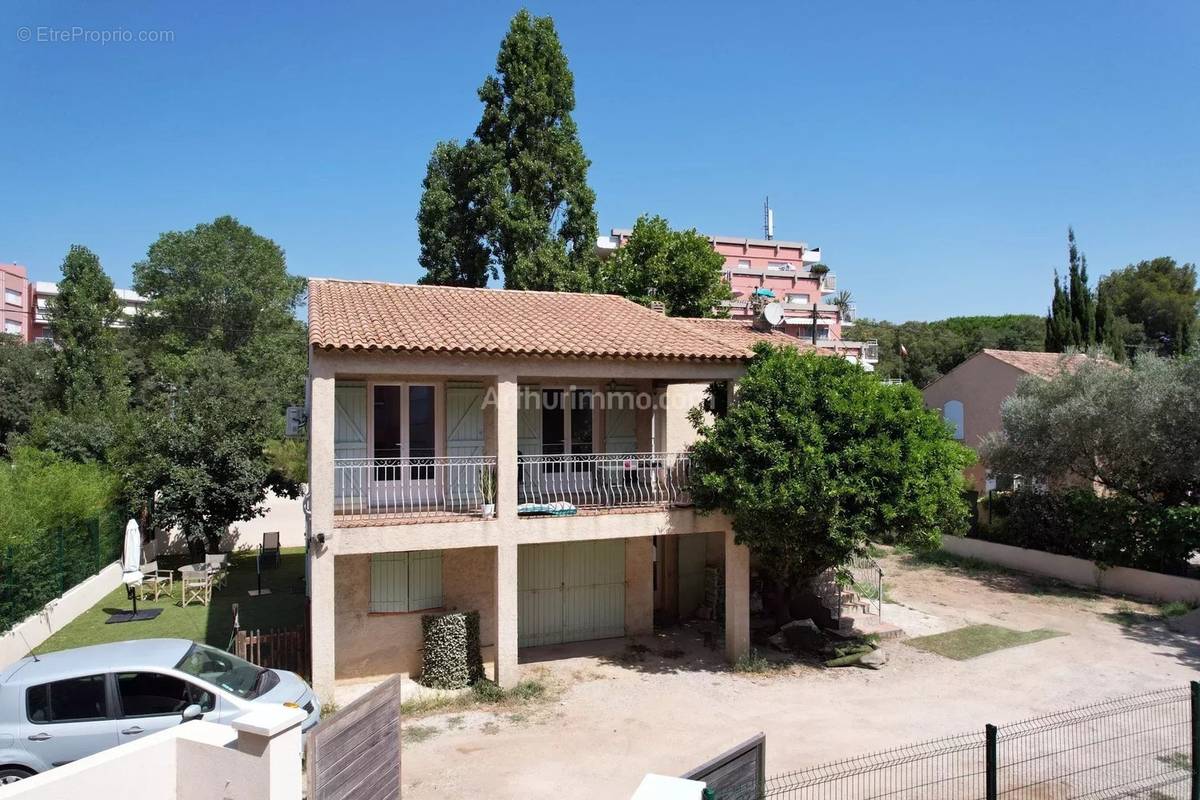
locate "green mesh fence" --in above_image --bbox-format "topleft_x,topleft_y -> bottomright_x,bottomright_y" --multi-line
0,506 -> 126,633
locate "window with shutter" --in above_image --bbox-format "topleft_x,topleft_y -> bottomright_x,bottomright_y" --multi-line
369,551 -> 443,612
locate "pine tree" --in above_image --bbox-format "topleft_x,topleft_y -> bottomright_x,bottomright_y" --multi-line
417,11 -> 599,291
1095,284 -> 1124,361
1065,228 -> 1096,348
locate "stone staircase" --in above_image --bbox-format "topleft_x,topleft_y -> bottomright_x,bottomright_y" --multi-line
811,571 -> 905,641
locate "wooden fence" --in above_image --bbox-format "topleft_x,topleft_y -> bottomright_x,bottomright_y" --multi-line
307,674 -> 402,800
233,625 -> 310,679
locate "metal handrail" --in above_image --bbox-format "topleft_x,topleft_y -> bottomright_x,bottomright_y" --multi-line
516,452 -> 691,510
334,455 -> 497,520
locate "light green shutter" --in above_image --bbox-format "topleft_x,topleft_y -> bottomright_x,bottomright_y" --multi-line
370,552 -> 409,612
369,550 -> 443,612
677,533 -> 708,619
446,383 -> 485,458
334,382 -> 368,507
408,550 -> 444,610
604,387 -> 637,454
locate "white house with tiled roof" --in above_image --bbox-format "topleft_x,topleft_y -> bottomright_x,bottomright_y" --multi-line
305,280 -> 772,699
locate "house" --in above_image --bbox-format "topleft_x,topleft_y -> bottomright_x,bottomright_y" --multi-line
305,281 -> 772,698
596,229 -> 879,370
921,349 -> 1095,494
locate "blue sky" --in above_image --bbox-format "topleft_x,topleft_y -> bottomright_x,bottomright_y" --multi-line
2,1 -> 1197,322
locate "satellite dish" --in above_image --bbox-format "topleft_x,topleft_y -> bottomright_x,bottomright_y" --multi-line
752,302 -> 785,332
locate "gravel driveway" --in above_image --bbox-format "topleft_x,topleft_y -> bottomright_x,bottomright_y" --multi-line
398,550 -> 1199,799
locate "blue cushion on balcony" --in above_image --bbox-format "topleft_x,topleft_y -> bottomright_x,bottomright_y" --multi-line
517,502 -> 578,517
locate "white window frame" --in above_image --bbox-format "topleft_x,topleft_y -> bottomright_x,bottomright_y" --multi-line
4,289 -> 20,306
4,319 -> 21,336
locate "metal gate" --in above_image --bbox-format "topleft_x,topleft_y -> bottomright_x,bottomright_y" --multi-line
306,674 -> 402,800
518,540 -> 625,647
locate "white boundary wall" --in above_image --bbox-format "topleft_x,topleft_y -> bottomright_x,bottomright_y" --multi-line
0,560 -> 122,669
153,488 -> 308,556
942,535 -> 1200,604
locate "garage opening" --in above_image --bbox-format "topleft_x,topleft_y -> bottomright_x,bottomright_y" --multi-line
517,540 -> 626,647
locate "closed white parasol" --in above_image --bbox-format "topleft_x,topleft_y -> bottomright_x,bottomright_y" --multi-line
122,519 -> 143,587
107,519 -> 161,623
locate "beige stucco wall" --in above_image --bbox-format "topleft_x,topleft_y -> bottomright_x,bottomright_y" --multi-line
624,537 -> 654,636
334,546 -> 498,681
307,347 -> 742,696
943,535 -> 1200,604
922,353 -> 1027,492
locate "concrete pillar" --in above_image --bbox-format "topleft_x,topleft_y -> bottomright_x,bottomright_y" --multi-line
724,529 -> 750,663
308,361 -> 337,700
494,371 -> 519,522
494,543 -> 519,688
624,537 -> 654,636
229,706 -> 306,800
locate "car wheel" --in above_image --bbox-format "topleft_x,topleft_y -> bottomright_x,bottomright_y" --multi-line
0,767 -> 34,784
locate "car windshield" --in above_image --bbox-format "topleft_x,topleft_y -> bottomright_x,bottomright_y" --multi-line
174,643 -> 269,699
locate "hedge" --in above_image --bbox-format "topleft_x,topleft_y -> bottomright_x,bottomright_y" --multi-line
419,610 -> 484,689
978,489 -> 1200,575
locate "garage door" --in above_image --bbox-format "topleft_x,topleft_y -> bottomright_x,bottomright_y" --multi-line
518,540 -> 625,647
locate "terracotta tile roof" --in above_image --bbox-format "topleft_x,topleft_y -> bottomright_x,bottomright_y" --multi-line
981,349 -> 1099,379
308,280 -> 751,361
675,318 -> 838,355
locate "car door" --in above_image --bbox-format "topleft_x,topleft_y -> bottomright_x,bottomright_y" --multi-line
20,674 -> 116,768
113,671 -> 216,741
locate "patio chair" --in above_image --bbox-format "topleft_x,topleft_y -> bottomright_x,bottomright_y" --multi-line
180,571 -> 212,607
262,531 -> 281,568
139,560 -> 174,601
205,553 -> 230,590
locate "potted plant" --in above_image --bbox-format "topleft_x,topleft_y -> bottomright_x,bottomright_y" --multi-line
479,465 -> 496,519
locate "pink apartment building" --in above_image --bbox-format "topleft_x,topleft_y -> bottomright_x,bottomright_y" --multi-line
596,230 -> 879,370
0,262 -> 145,343
1,263 -> 30,340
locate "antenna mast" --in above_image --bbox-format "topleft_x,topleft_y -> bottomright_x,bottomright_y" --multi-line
763,197 -> 774,240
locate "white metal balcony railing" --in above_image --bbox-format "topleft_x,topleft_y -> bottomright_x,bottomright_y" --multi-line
334,455 -> 497,520
332,452 -> 693,520
517,452 -> 691,511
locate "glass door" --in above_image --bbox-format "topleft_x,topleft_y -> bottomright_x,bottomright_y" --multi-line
370,384 -> 437,512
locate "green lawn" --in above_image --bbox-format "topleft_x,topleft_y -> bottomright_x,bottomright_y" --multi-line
34,547 -> 307,655
904,624 -> 1066,660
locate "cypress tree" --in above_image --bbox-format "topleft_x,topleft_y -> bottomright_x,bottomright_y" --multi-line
417,10 -> 598,291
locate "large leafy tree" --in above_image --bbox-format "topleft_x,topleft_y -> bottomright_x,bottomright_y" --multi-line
1097,257 -> 1198,357
0,336 -> 53,456
845,314 -> 1045,387
24,246 -> 130,461
117,350 -> 275,553
417,10 -> 598,291
689,345 -> 974,624
983,354 -> 1200,506
597,215 -> 732,316
129,216 -> 307,551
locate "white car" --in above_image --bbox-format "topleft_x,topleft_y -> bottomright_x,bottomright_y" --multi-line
0,638 -> 320,783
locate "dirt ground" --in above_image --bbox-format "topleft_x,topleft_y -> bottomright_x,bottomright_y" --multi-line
391,550 -> 1200,799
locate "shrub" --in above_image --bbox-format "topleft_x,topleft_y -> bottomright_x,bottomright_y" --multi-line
0,447 -> 124,632
471,679 -> 504,702
419,610 -> 484,689
977,488 -> 1200,574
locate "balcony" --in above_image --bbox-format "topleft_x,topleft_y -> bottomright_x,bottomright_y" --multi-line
332,452 -> 692,523
517,452 -> 691,513
334,455 -> 497,523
